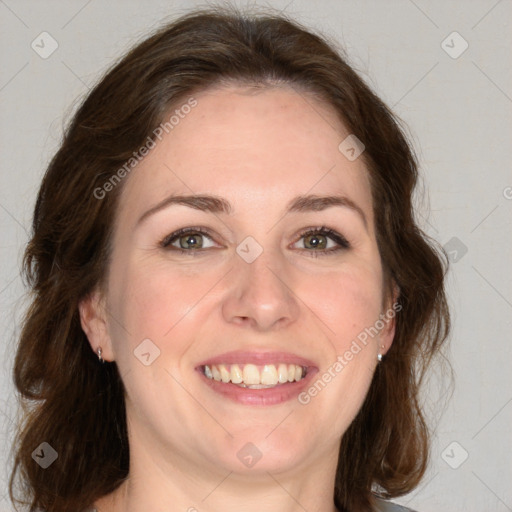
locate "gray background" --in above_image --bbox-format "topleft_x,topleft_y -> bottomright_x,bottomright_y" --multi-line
1,1 -> 511,511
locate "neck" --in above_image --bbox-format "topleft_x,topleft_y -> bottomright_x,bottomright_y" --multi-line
95,428 -> 340,512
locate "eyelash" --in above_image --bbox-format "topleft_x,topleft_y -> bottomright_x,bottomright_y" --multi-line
159,226 -> 350,257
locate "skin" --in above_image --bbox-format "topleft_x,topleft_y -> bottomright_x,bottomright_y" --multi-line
79,84 -> 396,512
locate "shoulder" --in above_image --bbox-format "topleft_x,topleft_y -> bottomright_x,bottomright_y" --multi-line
373,499 -> 419,512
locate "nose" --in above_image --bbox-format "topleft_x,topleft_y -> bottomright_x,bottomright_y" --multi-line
221,245 -> 301,331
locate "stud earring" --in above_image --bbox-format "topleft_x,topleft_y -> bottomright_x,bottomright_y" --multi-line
97,346 -> 104,363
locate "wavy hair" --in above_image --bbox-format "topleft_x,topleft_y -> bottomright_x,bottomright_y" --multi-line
10,5 -> 450,511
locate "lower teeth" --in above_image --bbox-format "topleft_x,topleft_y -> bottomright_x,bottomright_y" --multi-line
235,383 -> 280,389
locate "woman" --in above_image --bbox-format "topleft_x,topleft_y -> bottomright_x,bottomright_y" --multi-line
9,5 -> 450,512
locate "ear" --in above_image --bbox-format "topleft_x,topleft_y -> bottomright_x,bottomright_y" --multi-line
380,282 -> 401,356
78,288 -> 115,362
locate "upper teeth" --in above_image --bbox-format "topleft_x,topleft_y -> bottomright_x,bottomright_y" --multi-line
203,363 -> 306,387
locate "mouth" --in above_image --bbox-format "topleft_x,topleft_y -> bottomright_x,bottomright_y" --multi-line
195,351 -> 318,405
200,362 -> 308,388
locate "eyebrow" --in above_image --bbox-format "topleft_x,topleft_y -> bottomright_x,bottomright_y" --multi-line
137,193 -> 368,230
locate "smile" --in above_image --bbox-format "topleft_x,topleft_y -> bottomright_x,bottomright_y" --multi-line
201,363 -> 308,388
196,351 -> 318,405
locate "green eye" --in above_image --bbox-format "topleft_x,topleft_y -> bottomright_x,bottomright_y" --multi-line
161,228 -> 215,251
293,227 -> 350,257
160,225 -> 350,257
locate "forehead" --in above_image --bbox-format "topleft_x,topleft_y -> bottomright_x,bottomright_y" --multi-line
116,84 -> 373,226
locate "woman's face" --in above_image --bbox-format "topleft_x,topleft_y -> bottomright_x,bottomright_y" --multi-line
82,84 -> 395,478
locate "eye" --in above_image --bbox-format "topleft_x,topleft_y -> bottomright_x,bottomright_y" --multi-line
160,227 -> 218,253
159,225 -> 350,257
292,226 -> 350,257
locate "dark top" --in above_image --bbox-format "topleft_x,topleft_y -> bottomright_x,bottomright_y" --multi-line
374,499 -> 418,512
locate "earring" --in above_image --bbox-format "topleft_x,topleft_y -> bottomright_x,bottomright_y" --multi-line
377,345 -> 384,362
97,346 -> 104,363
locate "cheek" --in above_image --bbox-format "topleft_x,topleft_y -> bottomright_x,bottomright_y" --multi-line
109,255 -> 383,341
310,267 -> 383,349
304,270 -> 381,429
107,257 -> 220,354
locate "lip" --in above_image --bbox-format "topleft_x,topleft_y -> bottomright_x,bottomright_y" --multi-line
195,350 -> 319,406
196,350 -> 317,368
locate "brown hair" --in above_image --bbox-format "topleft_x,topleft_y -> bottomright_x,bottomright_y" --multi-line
10,5 -> 450,512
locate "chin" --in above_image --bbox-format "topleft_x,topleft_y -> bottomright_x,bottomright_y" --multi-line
203,426 -> 312,475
